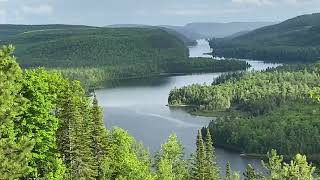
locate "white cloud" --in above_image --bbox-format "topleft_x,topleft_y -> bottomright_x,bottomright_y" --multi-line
22,4 -> 53,15
231,0 -> 315,6
232,0 -> 274,6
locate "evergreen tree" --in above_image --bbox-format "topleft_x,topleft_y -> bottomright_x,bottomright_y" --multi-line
106,128 -> 154,180
0,45 -> 34,179
155,134 -> 189,180
156,158 -> 174,180
225,162 -> 232,180
205,128 -> 220,180
192,130 -> 207,180
243,164 -> 259,180
90,95 -> 109,179
57,82 -> 97,179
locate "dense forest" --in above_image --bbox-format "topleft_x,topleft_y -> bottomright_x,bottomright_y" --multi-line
210,13 -> 320,63
0,26 -> 250,87
1,45 -> 318,179
169,64 -> 320,158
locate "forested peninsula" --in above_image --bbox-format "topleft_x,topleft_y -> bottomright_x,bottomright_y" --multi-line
169,64 -> 320,160
0,26 -> 250,87
1,44 -> 319,179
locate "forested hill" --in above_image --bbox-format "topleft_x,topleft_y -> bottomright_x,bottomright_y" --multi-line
1,27 -> 188,68
0,24 -> 94,40
211,13 -> 320,63
1,26 -> 250,87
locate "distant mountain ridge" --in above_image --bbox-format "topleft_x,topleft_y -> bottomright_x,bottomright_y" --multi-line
107,21 -> 276,40
211,13 -> 320,63
0,24 -> 94,40
183,22 -> 276,38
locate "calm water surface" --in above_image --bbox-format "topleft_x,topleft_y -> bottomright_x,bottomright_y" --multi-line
96,39 -> 281,175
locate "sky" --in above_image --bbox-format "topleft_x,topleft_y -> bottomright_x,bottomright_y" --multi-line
0,0 -> 319,26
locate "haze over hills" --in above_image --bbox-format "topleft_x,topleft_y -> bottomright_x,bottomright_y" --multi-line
211,13 -> 320,63
107,21 -> 276,40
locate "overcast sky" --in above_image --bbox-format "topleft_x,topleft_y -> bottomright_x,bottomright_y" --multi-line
0,0 -> 319,26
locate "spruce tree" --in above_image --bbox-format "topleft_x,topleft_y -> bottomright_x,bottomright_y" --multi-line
225,162 -> 232,180
0,45 -> 34,179
205,128 -> 220,180
243,164 -> 259,180
57,82 -> 97,179
192,130 -> 207,180
90,95 -> 109,179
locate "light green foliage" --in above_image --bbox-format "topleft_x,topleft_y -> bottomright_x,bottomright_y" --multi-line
156,158 -> 174,180
243,164 -> 260,180
16,68 -> 67,179
0,45 -> 34,179
105,127 -> 154,180
263,150 -> 315,180
155,134 -> 189,180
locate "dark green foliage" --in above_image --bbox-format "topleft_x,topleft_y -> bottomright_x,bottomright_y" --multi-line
55,58 -> 250,87
169,66 -> 320,157
0,24 -> 93,41
57,82 -> 97,179
90,96 -> 109,179
192,130 -> 207,180
211,13 -> 320,63
225,162 -> 232,180
192,130 -> 220,180
0,26 -> 249,87
204,128 -> 219,179
2,28 -> 188,68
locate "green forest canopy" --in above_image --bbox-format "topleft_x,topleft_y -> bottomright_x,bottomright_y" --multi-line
0,26 -> 250,87
210,13 -> 320,63
0,45 -> 318,179
169,65 -> 320,158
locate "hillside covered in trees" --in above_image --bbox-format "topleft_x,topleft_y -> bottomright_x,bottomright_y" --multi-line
210,13 -> 320,63
169,64 -> 320,159
0,26 -> 250,87
1,45 -> 318,179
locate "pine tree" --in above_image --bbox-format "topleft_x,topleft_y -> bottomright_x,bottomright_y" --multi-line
0,45 -> 34,179
225,162 -> 232,180
192,130 -> 207,180
205,128 -> 220,180
243,164 -> 259,180
57,82 -> 97,179
90,95 -> 109,179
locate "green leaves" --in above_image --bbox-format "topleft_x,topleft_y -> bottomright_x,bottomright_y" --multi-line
155,134 -> 189,180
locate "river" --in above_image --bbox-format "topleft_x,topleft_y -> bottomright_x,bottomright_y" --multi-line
96,39 -> 281,175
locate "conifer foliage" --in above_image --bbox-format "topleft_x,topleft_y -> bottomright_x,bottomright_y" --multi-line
0,45 -> 319,179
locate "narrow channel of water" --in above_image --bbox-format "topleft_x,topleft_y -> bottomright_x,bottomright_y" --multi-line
96,39 -> 281,175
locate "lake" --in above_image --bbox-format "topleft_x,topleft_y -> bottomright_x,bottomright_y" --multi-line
96,39 -> 281,175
